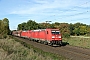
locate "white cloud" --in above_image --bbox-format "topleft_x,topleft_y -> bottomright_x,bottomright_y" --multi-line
1,0 -> 90,30
1,0 -> 90,29
10,0 -> 80,15
9,0 -> 90,22
33,0 -> 50,4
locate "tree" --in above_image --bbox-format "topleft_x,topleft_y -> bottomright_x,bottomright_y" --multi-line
26,20 -> 39,30
38,23 -> 46,29
17,19 -> 90,37
59,23 -> 70,38
17,22 -> 27,30
3,18 -> 9,26
0,18 -> 10,38
0,20 -> 2,34
87,25 -> 90,35
17,24 -> 22,30
69,23 -> 74,35
54,22 -> 60,28
49,23 -> 56,29
73,22 -> 87,36
2,18 -> 10,35
17,20 -> 39,30
73,28 -> 80,36
79,26 -> 87,35
21,22 -> 27,30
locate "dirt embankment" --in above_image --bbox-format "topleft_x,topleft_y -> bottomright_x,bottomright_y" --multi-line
14,37 -> 90,60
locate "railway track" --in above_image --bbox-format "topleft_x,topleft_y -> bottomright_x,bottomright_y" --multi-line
14,36 -> 90,60
56,46 -> 90,60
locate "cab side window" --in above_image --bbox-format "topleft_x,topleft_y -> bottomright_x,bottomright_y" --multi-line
47,31 -> 48,34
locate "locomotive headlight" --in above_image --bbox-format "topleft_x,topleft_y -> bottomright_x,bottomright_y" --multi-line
58,36 -> 61,38
52,36 -> 55,38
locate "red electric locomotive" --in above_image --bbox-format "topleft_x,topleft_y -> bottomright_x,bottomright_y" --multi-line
12,30 -> 21,37
12,29 -> 62,46
21,30 -> 31,38
30,29 -> 62,46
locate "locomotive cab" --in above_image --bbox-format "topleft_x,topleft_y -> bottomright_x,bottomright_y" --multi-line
50,29 -> 62,46
51,30 -> 61,39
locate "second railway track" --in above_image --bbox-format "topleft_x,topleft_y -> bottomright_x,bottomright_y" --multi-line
14,36 -> 90,60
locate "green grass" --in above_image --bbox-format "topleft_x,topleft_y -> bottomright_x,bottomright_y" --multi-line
63,36 -> 90,49
14,37 -> 67,60
0,36 -> 68,60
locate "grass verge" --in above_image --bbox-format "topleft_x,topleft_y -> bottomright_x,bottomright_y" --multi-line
0,36 -> 68,60
13,37 -> 68,60
63,37 -> 90,49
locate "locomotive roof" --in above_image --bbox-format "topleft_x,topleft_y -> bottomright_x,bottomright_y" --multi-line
32,29 -> 46,31
32,29 -> 59,31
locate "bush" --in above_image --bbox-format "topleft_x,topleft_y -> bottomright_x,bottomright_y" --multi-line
0,34 -> 8,39
0,34 -> 3,39
63,32 -> 70,38
3,34 -> 7,39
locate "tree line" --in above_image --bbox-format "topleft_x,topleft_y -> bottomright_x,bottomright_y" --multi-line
0,18 -> 10,38
17,20 -> 90,38
0,18 -> 89,38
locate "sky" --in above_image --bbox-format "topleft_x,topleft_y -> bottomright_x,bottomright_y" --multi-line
0,0 -> 90,30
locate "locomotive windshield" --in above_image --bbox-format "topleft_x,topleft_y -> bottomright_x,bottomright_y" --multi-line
51,31 -> 60,34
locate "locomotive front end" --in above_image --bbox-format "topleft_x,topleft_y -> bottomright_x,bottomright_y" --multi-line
50,29 -> 62,45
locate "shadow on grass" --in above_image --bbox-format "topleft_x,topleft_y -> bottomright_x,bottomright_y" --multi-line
62,42 -> 69,46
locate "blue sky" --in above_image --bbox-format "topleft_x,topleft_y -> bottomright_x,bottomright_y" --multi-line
0,0 -> 90,30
